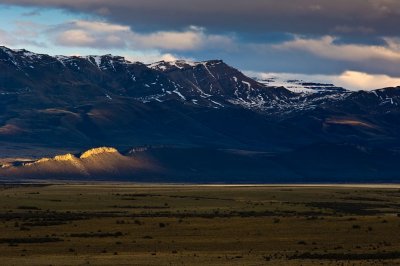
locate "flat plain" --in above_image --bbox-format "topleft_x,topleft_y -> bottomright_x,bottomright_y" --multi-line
1,184 -> 400,265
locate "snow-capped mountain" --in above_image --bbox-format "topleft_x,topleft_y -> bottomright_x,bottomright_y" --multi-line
2,46 -> 398,115
1,45 -> 400,182
0,46 -> 294,110
255,74 -> 346,94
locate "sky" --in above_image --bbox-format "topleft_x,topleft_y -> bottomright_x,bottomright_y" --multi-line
1,0 -> 400,90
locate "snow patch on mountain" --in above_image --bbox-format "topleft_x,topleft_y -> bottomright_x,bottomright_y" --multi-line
246,72 -> 347,94
148,60 -> 222,72
261,77 -> 344,94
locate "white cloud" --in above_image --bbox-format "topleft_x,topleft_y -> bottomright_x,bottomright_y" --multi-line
56,29 -> 96,46
335,71 -> 400,90
248,70 -> 400,91
133,30 -> 204,50
73,20 -> 130,32
0,25 -> 45,47
125,52 -> 192,64
0,28 -> 15,46
52,20 -> 129,48
51,20 -> 234,51
274,35 -> 400,62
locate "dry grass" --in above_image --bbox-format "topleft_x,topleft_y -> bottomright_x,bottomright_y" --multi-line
0,184 -> 399,265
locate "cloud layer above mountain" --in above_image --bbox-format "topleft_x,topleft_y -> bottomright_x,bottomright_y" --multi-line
248,70 -> 400,91
50,21 -> 233,51
2,0 -> 400,36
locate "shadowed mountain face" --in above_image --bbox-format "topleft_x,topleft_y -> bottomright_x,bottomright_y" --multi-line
2,146 -> 400,183
0,46 -> 400,182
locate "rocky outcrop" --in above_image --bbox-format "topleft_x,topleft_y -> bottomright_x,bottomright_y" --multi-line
80,147 -> 119,159
0,147 -> 156,180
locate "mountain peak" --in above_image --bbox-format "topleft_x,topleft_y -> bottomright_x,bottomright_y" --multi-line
80,147 -> 119,159
148,60 -> 196,72
54,153 -> 77,162
148,59 -> 225,72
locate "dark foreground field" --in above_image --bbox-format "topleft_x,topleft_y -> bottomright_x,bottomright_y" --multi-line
1,184 -> 400,265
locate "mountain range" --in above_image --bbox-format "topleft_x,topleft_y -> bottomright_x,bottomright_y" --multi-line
0,46 -> 399,183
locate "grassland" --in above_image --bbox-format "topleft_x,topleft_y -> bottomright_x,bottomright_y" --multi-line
0,184 -> 400,265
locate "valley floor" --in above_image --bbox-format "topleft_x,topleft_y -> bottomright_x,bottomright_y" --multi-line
0,184 -> 400,265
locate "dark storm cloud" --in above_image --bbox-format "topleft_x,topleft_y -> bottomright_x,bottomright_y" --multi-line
3,0 -> 400,82
1,0 -> 400,37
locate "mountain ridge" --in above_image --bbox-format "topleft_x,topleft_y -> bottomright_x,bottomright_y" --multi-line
1,45 -> 400,182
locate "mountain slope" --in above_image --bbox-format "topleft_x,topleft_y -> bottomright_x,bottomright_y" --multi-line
0,46 -> 400,182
